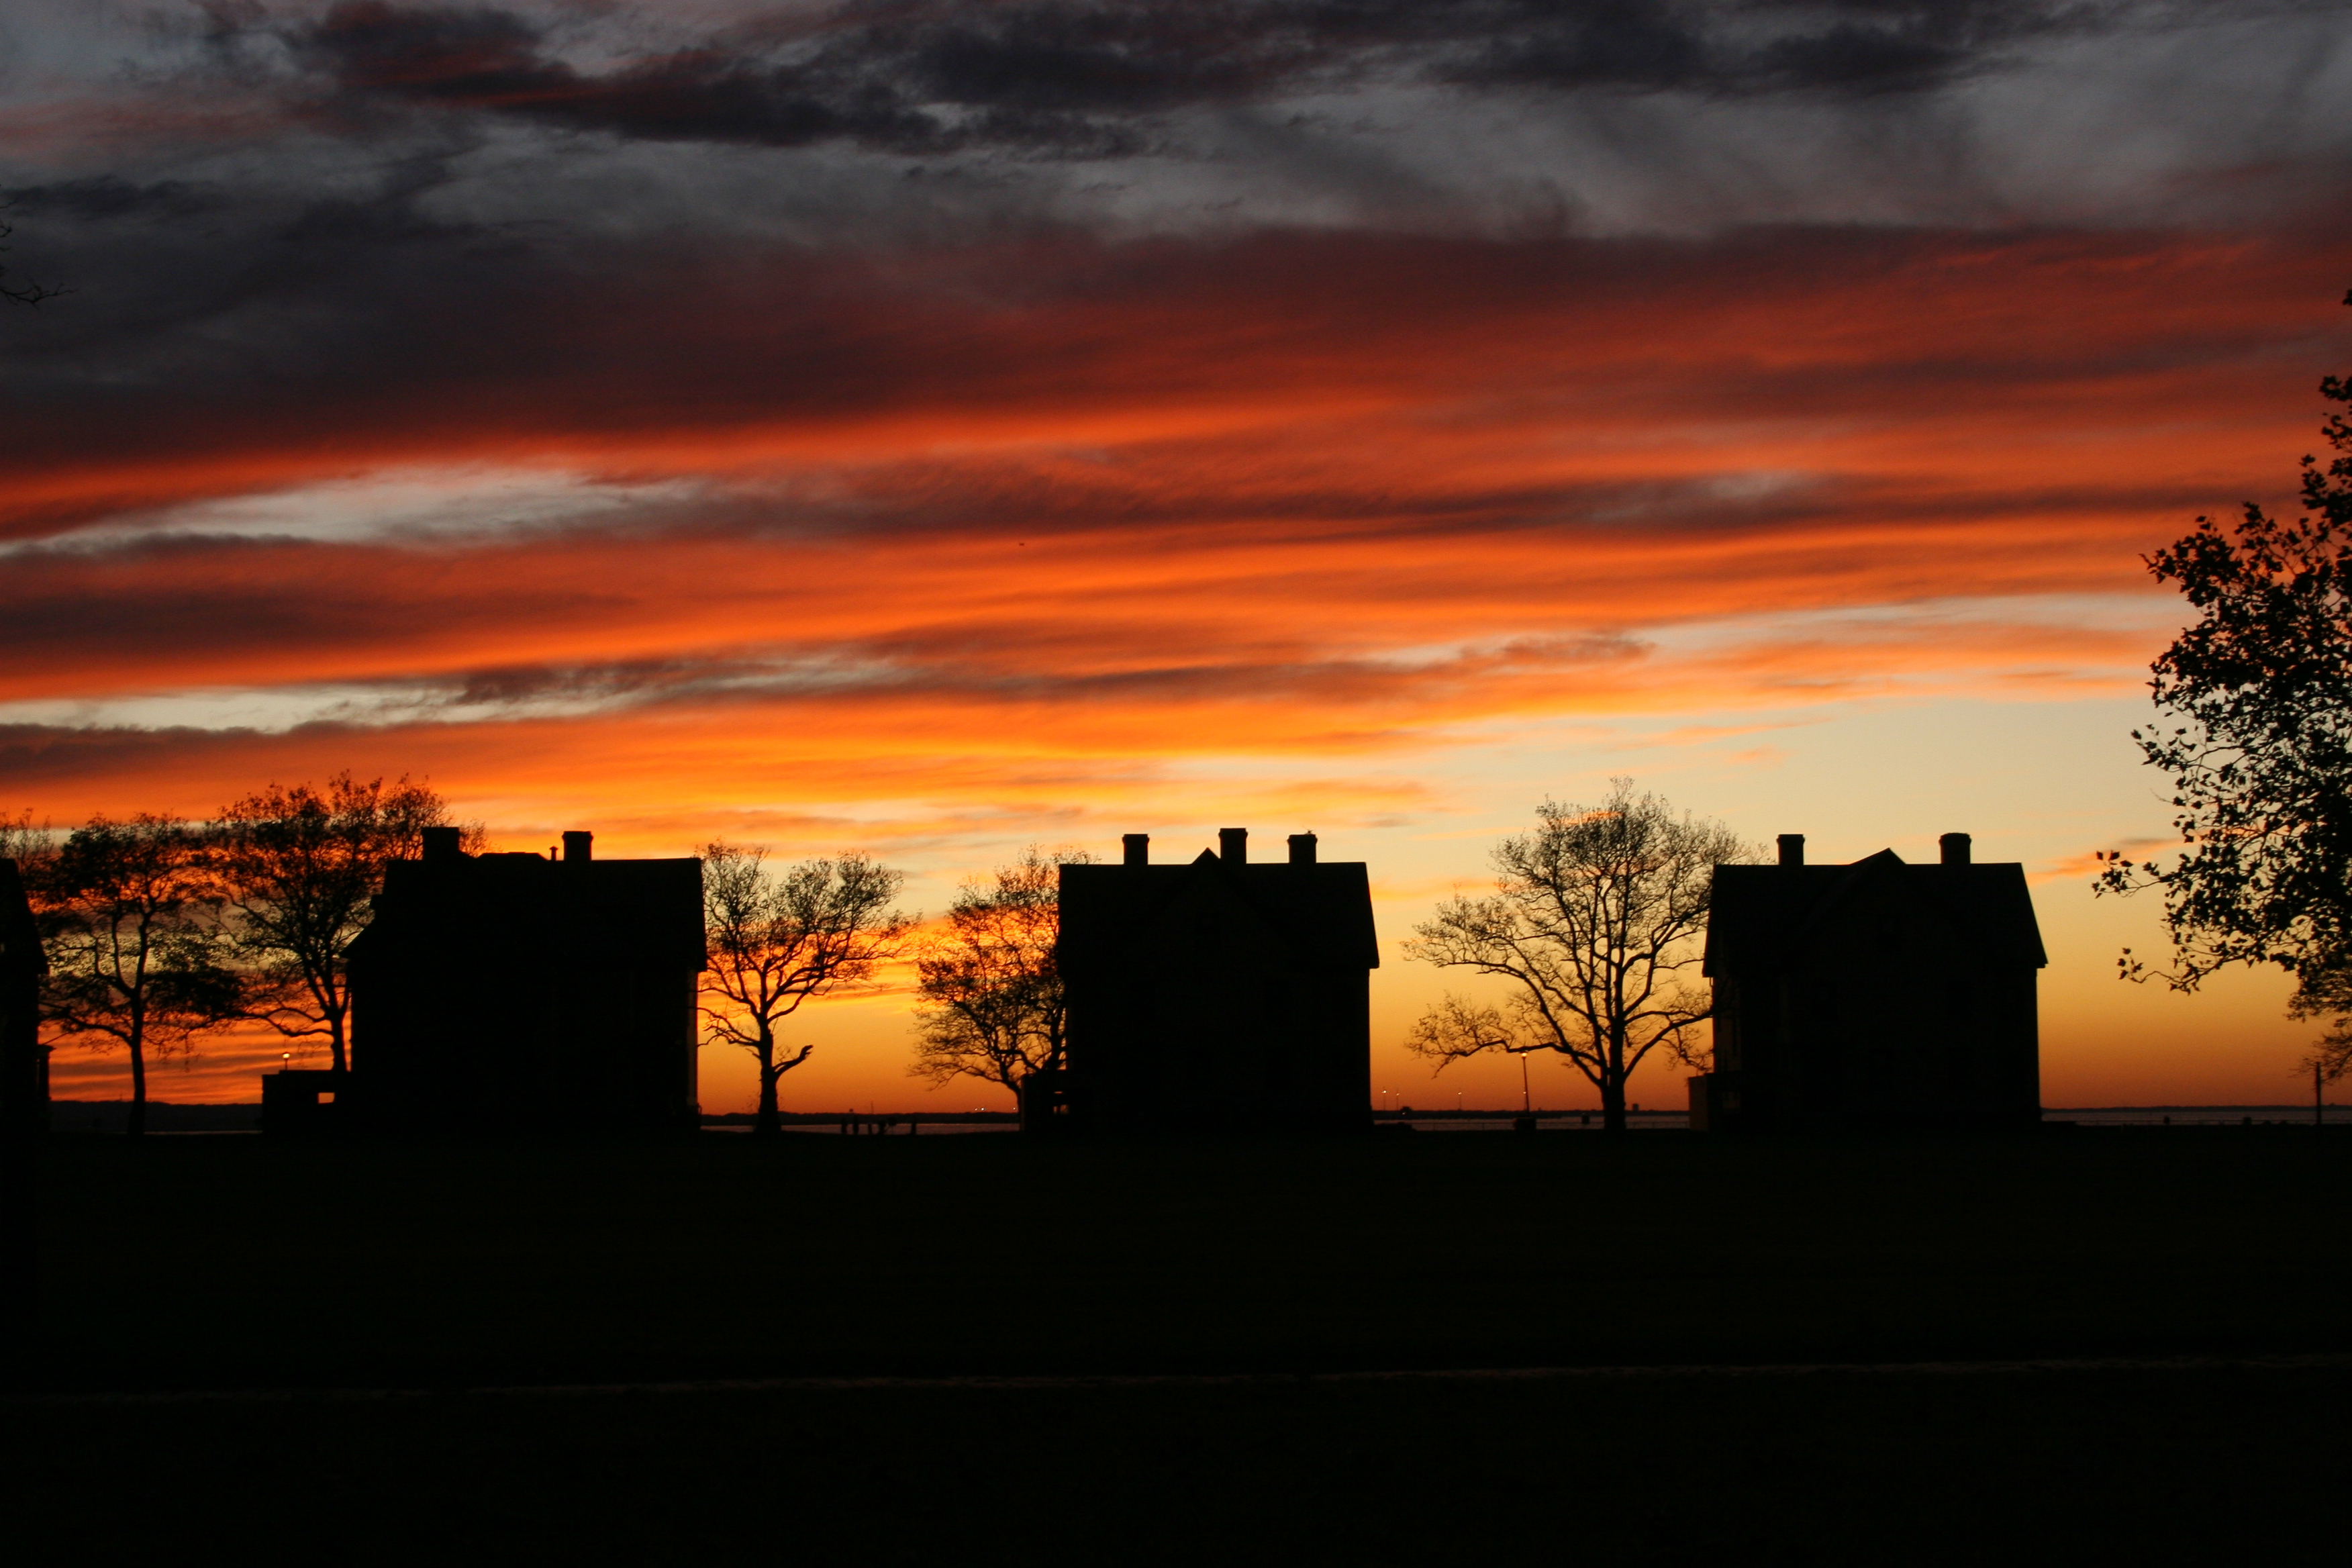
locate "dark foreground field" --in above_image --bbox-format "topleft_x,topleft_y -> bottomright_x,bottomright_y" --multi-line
11,1129 -> 2349,1560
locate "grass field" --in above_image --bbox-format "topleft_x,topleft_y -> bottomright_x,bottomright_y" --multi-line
11,1128 -> 2349,1559
27,1126 -> 2352,1384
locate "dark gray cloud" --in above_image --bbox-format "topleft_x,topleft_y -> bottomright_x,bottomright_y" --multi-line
286,1 -> 962,151
264,1 -> 2161,158
3,175 -> 2344,550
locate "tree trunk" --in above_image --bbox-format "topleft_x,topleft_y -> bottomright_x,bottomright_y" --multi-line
1599,1076 -> 1626,1134
126,1037 -> 147,1138
1601,1022 -> 1629,1134
327,1007 -> 348,1076
753,1034 -> 780,1138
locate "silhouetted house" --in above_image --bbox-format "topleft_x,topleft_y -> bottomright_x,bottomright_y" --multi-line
342,829 -> 705,1132
260,1067 -> 346,1136
1046,828 -> 1377,1135
1690,834 -> 2045,1132
0,859 -> 47,1136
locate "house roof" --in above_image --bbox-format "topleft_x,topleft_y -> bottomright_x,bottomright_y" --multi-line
1059,854 -> 1379,975
0,859 -> 44,977
1704,848 -> 2047,975
351,852 -> 707,971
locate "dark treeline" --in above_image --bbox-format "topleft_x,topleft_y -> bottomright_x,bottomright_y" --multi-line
698,840 -> 1118,1131
2,782 -> 1083,1137
0,779 -> 1102,1136
3,775 -> 470,1134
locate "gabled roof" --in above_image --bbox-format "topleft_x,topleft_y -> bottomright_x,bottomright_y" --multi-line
352,852 -> 707,971
1059,856 -> 1379,974
1704,848 -> 2046,975
0,859 -> 45,977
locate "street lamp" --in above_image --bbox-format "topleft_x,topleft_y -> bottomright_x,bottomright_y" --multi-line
1502,1045 -> 1537,1133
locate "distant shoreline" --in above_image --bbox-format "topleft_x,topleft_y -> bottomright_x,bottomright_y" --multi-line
31,1097 -> 2351,1136
44,1099 -> 2349,1112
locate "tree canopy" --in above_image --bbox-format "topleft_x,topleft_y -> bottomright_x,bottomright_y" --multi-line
909,846 -> 1087,1102
38,816 -> 241,1134
211,773 -> 464,1073
2097,289 -> 2352,1082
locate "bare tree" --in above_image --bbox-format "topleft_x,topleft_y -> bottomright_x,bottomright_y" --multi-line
700,844 -> 914,1137
909,846 -> 1089,1103
1404,779 -> 1757,1133
1,207 -> 64,307
38,817 -> 242,1135
210,773 -> 467,1074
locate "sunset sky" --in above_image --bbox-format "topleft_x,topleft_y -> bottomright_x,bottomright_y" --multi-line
5,1 -> 2351,1112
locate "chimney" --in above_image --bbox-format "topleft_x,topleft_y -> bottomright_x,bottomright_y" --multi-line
1218,827 -> 1247,865
1122,833 -> 1149,868
1777,834 -> 1804,868
563,830 -> 593,863
422,826 -> 462,864
1287,832 -> 1318,866
1940,832 -> 1971,867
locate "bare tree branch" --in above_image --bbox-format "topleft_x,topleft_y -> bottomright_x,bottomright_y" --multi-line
701,842 -> 913,1136
34,816 -> 240,1135
1402,779 -> 1757,1132
908,846 -> 1089,1102
0,208 -> 66,307
210,773 -> 470,1073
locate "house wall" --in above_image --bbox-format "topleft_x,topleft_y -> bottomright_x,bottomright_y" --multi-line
1064,937 -> 1369,1134
1,965 -> 43,1136
1709,959 -> 2039,1131
0,863 -> 44,1135
356,954 -> 699,1131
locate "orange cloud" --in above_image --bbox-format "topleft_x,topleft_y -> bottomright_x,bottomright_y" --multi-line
7,217 -> 2348,1112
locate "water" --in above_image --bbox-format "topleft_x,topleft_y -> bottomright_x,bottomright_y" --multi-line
2048,1106 -> 2352,1126
1385,1108 -> 2352,1131
712,1120 -> 1014,1134
55,1101 -> 2352,1135
1385,1113 -> 1689,1131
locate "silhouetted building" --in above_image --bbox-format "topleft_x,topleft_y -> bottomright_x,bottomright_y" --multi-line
0,859 -> 47,1136
1690,833 -> 2045,1132
260,1068 -> 346,1135
1046,828 -> 1377,1134
342,828 -> 705,1132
